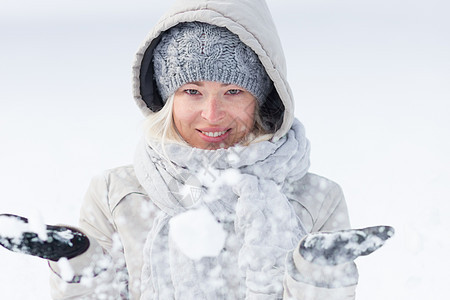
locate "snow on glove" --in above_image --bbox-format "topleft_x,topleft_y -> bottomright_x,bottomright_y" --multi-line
299,225 -> 395,266
0,214 -> 89,261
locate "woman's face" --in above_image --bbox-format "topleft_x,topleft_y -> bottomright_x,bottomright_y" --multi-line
172,81 -> 257,149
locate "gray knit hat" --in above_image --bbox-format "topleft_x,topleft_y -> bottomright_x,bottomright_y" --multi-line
153,22 -> 272,104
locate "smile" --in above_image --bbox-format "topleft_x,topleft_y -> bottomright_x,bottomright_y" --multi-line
200,130 -> 228,137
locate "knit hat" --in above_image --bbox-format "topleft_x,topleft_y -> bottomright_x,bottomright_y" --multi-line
152,22 -> 272,104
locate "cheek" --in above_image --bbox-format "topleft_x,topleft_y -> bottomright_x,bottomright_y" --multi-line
173,100 -> 193,128
236,102 -> 256,131
172,102 -> 201,144
172,107 -> 182,127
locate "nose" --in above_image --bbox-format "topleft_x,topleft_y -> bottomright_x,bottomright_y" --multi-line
201,96 -> 225,123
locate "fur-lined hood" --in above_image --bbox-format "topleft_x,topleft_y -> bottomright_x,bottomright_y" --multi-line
132,0 -> 295,140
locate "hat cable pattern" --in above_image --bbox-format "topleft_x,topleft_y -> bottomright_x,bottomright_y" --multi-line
153,22 -> 272,104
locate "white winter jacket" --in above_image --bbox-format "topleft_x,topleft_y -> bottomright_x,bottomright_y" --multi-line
49,0 -> 358,299
49,167 -> 357,299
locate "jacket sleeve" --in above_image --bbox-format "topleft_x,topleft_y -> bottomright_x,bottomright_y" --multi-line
283,242 -> 358,300
48,174 -> 128,299
311,183 -> 351,233
283,179 -> 358,299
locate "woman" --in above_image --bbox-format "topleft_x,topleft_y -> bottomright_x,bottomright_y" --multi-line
0,0 -> 393,299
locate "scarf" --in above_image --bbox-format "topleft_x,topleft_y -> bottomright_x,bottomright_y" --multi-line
134,119 -> 310,299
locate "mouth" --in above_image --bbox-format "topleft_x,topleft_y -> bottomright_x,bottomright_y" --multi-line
196,128 -> 231,143
200,130 -> 228,137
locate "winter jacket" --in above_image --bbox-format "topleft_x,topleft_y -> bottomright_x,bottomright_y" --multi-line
49,0 -> 358,299
49,167 -> 356,299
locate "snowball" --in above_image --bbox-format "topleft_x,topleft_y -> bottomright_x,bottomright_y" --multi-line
27,211 -> 48,241
169,207 -> 227,260
0,215 -> 30,238
57,257 -> 75,282
221,169 -> 242,186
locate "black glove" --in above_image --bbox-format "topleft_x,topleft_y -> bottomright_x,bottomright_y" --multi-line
0,214 -> 90,261
299,225 -> 395,266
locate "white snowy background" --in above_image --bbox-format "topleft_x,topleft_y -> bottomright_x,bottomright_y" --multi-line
0,0 -> 448,299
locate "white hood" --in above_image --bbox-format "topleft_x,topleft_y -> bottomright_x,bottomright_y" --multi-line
132,0 -> 295,140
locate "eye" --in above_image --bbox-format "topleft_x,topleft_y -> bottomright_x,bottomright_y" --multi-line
226,89 -> 242,95
184,89 -> 200,95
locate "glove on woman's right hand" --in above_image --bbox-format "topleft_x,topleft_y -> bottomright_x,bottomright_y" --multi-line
299,225 -> 395,266
0,214 -> 89,261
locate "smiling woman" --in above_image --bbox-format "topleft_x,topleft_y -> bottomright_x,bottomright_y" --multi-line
146,21 -> 275,150
145,81 -> 273,151
172,81 -> 258,149
0,0 -> 396,299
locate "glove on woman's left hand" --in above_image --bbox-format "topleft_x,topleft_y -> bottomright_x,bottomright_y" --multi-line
299,225 -> 395,266
0,214 -> 89,262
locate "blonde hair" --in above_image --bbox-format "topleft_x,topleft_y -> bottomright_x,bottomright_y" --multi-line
144,94 -> 274,148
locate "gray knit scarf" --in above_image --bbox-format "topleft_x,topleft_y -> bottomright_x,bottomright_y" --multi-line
134,119 -> 310,300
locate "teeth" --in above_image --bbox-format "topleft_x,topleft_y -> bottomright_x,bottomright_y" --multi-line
201,130 -> 227,137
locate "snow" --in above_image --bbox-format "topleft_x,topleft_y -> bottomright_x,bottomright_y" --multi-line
0,215 -> 29,239
169,207 -> 227,260
53,230 -> 75,242
301,227 -> 394,266
0,0 -> 449,299
27,211 -> 48,241
56,258 -> 75,282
